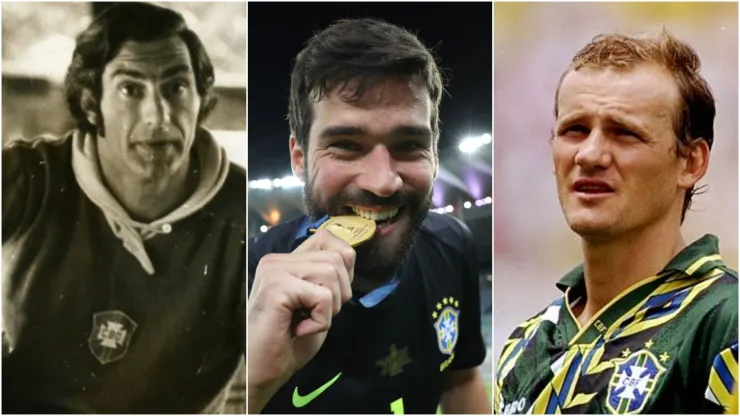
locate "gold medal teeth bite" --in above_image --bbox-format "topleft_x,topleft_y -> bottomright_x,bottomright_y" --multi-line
351,207 -> 399,221
317,215 -> 376,247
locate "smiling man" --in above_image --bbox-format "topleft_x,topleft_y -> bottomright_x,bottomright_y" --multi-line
2,3 -> 245,413
247,18 -> 489,414
495,31 -> 738,414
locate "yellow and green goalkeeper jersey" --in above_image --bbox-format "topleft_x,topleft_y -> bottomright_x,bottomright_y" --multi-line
495,234 -> 738,414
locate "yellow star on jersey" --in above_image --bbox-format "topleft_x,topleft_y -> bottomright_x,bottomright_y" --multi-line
660,352 -> 670,363
645,339 -> 655,349
436,303 -> 442,310
432,311 -> 438,319
443,298 -> 449,305
454,300 -> 459,308
621,348 -> 632,358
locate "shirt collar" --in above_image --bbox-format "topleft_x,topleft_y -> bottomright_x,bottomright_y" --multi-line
556,234 -> 724,293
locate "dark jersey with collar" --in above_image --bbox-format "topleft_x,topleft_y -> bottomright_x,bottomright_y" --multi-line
248,212 -> 486,414
495,234 -> 738,414
2,133 -> 246,413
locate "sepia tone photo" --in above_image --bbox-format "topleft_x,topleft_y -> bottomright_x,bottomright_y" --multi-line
2,2 -> 246,413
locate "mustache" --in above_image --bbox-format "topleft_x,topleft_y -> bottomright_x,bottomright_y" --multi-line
327,189 -> 409,209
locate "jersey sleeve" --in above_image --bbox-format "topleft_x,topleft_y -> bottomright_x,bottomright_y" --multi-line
2,143 -> 40,243
701,284 -> 738,413
448,219 -> 486,371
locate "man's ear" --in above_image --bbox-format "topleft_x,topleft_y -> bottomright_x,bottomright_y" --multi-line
80,89 -> 99,129
677,138 -> 710,191
289,135 -> 305,178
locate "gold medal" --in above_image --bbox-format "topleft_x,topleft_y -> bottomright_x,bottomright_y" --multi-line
313,215 -> 376,247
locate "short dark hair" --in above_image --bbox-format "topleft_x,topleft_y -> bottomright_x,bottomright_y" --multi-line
554,29 -> 715,223
288,18 -> 443,148
64,2 -> 217,135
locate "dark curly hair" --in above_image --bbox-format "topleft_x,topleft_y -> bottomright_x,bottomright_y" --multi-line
64,2 -> 217,135
289,18 -> 444,148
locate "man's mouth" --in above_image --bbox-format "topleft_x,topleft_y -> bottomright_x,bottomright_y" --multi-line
572,179 -> 614,194
349,206 -> 402,226
133,140 -> 179,159
137,140 -> 175,148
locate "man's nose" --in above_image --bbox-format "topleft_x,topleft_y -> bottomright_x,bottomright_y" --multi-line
355,146 -> 403,197
574,129 -> 612,171
142,92 -> 171,132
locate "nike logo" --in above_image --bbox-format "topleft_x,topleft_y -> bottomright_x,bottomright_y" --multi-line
292,372 -> 342,408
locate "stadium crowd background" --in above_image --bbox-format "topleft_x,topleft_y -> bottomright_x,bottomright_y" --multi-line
493,2 -> 738,368
2,2 -> 246,412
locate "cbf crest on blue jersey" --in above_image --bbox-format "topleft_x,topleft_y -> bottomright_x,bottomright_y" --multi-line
432,296 -> 460,355
607,349 -> 666,414
87,310 -> 138,365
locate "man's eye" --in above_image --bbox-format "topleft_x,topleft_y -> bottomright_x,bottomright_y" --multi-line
394,141 -> 423,152
561,125 -> 589,136
120,83 -> 143,98
616,128 -> 639,139
168,81 -> 188,97
330,141 -> 361,151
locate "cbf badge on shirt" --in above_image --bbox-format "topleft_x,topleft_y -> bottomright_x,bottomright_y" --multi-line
606,349 -> 667,414
87,310 -> 138,365
432,296 -> 460,372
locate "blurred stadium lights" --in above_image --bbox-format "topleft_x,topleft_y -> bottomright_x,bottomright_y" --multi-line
430,205 -> 454,214
273,176 -> 304,189
476,196 -> 493,206
249,176 -> 304,190
458,133 -> 492,154
432,196 -> 491,214
266,208 -> 281,225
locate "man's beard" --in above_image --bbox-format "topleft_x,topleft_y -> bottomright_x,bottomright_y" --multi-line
302,172 -> 432,288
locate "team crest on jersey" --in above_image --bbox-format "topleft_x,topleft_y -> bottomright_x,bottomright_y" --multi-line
606,349 -> 666,414
87,310 -> 138,365
432,296 -> 459,355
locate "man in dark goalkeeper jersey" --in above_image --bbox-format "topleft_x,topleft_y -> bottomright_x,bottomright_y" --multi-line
248,18 -> 490,414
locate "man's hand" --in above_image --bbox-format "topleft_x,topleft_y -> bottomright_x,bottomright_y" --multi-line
247,229 -> 355,413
